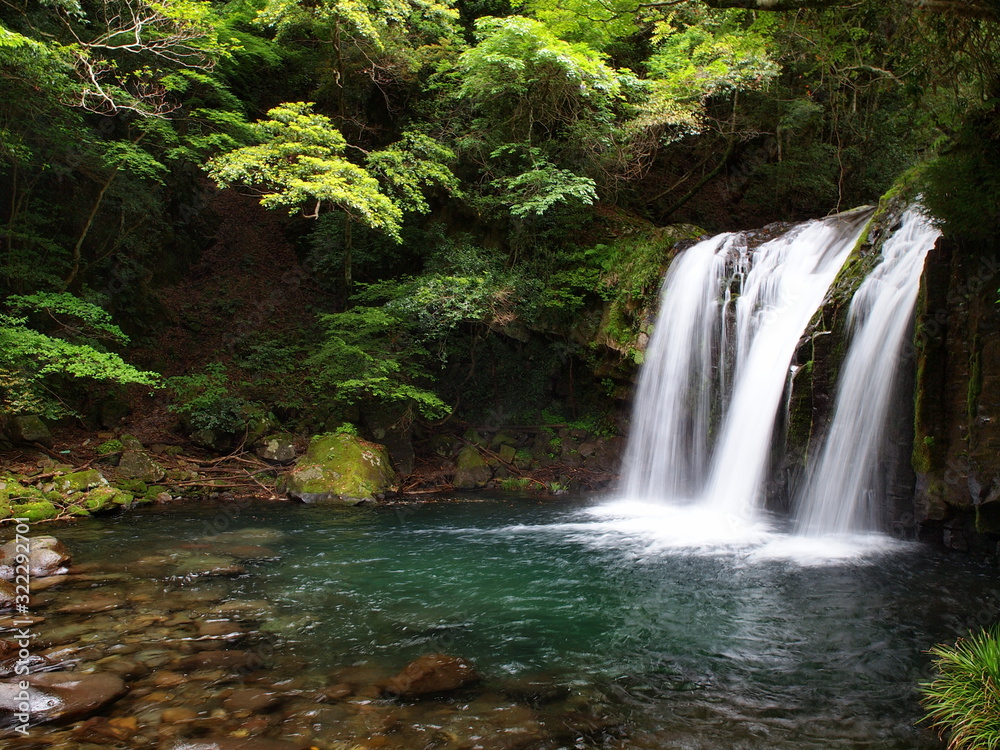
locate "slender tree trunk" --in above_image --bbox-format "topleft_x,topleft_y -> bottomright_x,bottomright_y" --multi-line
63,167 -> 117,290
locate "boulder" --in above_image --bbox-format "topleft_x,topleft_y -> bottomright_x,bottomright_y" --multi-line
453,445 -> 491,489
0,672 -> 126,725
80,486 -> 134,512
382,653 -> 481,698
279,434 -> 396,504
10,416 -> 52,447
190,428 -> 231,453
0,536 -> 71,579
117,450 -> 166,483
255,433 -> 297,465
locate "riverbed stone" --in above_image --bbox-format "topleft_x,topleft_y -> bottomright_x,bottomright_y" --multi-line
453,445 -> 491,489
81,485 -> 135,512
255,433 -> 297,464
0,536 -> 71,579
279,434 -> 397,504
160,739 -> 313,750
223,687 -> 284,713
383,653 -> 481,698
0,672 -> 126,725
0,581 -> 15,611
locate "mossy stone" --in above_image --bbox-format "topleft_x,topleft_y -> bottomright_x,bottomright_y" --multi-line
56,469 -> 107,494
9,501 -> 59,522
279,434 -> 397,504
82,486 -> 134,512
453,445 -> 491,489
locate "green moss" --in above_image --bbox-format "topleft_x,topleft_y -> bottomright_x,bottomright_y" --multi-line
9,501 -> 58,522
115,479 -> 149,495
96,439 -> 124,455
281,433 -> 397,502
82,486 -> 135,512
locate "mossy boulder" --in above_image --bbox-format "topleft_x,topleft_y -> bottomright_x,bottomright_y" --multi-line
55,469 -> 107,494
279,434 -> 397,504
81,486 -> 135,512
117,450 -> 166,482
8,501 -> 59,522
255,433 -> 297,464
10,415 -> 52,447
453,445 -> 491,489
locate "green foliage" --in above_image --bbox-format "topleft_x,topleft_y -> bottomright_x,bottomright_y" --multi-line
921,627 -> 1000,750
96,439 -> 124,455
0,295 -> 158,418
366,131 -> 460,214
167,363 -> 255,433
206,102 -> 403,238
307,307 -> 450,420
497,159 -> 598,218
499,476 -> 532,490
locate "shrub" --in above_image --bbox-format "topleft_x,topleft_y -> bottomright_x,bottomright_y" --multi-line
921,626 -> 1000,750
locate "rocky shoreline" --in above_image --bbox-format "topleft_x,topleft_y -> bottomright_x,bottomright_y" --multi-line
0,417 -> 623,523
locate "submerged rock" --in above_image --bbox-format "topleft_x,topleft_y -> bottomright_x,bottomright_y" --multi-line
161,739 -> 313,750
0,536 -> 71,579
0,672 -> 126,725
279,434 -> 396,504
453,445 -> 491,489
383,653 -> 481,698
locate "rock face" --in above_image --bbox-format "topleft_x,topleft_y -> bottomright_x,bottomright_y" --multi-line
0,536 -> 71,579
911,236 -> 1000,550
0,672 -> 126,725
279,434 -> 396,504
453,445 -> 491,489
255,433 -> 297,465
382,653 -> 481,698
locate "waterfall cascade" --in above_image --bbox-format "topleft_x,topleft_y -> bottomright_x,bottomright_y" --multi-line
620,205 -> 941,540
794,208 -> 942,535
622,208 -> 872,520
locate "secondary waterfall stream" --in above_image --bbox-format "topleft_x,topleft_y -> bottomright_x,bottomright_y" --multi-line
794,208 -> 942,534
617,205 -> 941,543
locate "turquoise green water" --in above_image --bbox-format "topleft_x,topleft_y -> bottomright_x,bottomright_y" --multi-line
30,494 -> 998,748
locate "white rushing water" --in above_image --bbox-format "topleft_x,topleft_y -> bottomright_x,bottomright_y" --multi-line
794,207 -> 942,535
619,208 -> 873,542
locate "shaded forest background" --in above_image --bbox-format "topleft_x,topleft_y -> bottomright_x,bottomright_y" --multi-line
1,0 -> 998,445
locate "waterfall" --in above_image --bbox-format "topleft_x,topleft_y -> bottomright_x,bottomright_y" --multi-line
794,208 -> 942,535
621,208 -> 873,521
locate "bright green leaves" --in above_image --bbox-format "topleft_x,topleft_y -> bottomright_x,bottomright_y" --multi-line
206,102 -> 403,238
459,16 -> 623,107
207,104 -> 458,239
498,160 -> 598,217
366,131 -> 459,214
0,295 -> 159,418
639,10 -> 779,134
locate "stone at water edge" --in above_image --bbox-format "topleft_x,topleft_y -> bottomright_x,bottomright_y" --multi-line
0,672 -> 126,725
382,653 -> 481,698
278,433 -> 397,504
452,444 -> 491,489
161,739 -> 314,750
0,536 -> 71,580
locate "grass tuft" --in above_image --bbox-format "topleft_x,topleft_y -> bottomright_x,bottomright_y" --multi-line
921,626 -> 1000,750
